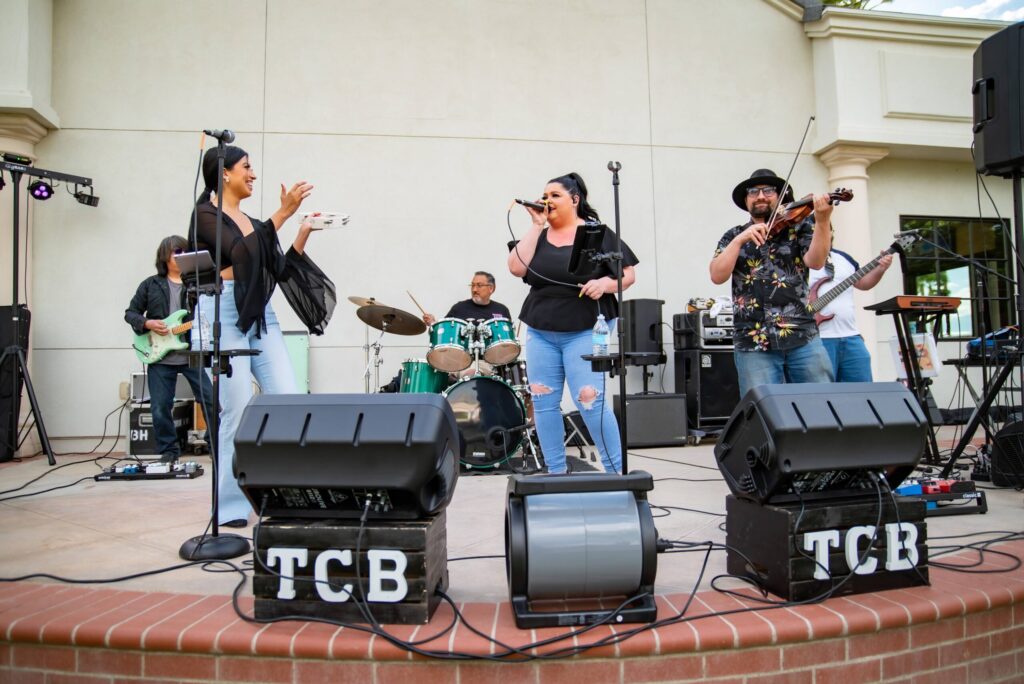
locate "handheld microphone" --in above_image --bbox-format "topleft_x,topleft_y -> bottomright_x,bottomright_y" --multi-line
203,129 -> 236,144
514,198 -> 547,211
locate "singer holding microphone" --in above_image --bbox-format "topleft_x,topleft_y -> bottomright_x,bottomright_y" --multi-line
189,140 -> 335,528
507,172 -> 638,475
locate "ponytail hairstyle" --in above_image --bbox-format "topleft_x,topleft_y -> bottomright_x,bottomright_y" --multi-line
197,145 -> 249,205
548,172 -> 600,223
155,235 -> 189,276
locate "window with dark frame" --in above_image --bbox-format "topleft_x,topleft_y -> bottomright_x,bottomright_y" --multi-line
899,216 -> 1014,340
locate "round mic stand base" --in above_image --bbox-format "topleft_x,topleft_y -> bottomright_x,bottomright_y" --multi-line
179,532 -> 250,561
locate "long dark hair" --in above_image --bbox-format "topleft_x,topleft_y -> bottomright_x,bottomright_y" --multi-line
548,172 -> 600,223
155,235 -> 189,276
197,145 -> 248,205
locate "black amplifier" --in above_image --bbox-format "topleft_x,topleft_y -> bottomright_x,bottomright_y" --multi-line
128,400 -> 192,457
673,311 -> 734,350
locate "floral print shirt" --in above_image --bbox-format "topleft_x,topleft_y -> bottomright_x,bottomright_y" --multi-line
714,217 -> 819,352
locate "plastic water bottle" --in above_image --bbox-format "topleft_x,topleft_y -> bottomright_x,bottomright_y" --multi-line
592,314 -> 610,357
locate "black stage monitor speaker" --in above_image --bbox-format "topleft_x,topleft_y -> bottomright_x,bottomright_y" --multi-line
714,382 -> 926,505
991,421 -> 1024,488
0,306 -> 30,463
675,349 -> 739,429
973,21 -> 1024,177
613,393 -> 687,447
234,393 -> 460,519
621,299 -> 665,356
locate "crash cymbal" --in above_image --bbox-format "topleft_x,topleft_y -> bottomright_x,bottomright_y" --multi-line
356,304 -> 427,336
348,295 -> 381,307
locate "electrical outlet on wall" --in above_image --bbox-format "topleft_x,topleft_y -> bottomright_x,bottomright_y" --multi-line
118,381 -> 129,402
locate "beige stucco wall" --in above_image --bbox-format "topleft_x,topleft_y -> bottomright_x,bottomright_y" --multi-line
1,0 -> 1015,442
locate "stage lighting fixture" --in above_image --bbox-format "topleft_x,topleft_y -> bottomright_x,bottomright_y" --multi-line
505,471 -> 658,628
74,186 -> 100,207
1,152 -> 31,165
28,179 -> 53,201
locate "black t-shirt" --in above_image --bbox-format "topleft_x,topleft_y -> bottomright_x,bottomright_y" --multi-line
514,229 -> 638,332
445,299 -> 512,321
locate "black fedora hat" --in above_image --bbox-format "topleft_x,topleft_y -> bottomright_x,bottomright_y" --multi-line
732,168 -> 788,210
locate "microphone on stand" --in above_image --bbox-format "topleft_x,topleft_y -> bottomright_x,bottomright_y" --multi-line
203,129 -> 236,144
514,199 -> 548,211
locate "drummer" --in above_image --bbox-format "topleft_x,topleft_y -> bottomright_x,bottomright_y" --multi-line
422,271 -> 511,326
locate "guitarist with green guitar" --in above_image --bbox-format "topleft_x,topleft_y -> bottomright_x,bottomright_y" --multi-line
807,233 -> 919,381
125,236 -> 215,462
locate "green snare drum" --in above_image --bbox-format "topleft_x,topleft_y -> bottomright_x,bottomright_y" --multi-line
481,317 -> 520,365
399,359 -> 449,394
427,318 -> 472,372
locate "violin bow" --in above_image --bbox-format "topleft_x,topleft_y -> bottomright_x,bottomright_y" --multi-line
765,115 -> 816,231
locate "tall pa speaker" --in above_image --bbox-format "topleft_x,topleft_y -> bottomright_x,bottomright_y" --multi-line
973,21 -> 1024,177
714,382 -> 926,505
674,349 -> 739,429
234,393 -> 461,519
0,306 -> 30,463
621,299 -> 664,355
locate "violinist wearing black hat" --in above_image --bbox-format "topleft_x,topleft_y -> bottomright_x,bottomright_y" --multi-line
709,169 -> 836,398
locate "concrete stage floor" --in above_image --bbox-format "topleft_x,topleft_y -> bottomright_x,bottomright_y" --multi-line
0,436 -> 1017,603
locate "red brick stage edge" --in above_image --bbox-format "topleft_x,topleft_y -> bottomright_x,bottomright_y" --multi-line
1,539 -> 1023,683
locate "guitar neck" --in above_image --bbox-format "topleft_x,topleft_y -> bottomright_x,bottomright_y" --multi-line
168,321 -> 193,336
812,250 -> 892,312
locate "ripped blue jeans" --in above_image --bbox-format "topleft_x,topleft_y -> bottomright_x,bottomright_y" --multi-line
524,326 -> 622,475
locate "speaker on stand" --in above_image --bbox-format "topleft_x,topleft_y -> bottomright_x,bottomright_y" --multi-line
0,306 -> 30,463
969,22 -> 1024,489
973,21 -> 1024,178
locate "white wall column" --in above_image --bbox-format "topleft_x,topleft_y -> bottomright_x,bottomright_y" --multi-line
816,144 -> 889,376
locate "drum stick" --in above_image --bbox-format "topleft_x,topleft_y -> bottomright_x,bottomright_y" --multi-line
406,290 -> 427,316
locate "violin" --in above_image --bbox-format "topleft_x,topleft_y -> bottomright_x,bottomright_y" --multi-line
766,187 -> 854,238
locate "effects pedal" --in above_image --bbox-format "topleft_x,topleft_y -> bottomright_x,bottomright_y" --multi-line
94,461 -> 204,482
896,478 -> 987,517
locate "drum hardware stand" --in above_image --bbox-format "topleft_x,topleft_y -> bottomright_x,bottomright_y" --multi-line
939,169 -> 1024,484
0,159 -> 93,466
362,323 -> 388,392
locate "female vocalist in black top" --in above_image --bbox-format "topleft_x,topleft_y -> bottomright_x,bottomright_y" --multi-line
189,144 -> 335,528
507,172 -> 638,474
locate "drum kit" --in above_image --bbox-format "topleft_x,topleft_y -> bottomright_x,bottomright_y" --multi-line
350,296 -> 541,472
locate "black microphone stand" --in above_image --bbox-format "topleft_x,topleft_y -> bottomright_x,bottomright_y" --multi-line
609,162 -> 629,473
179,139 -> 250,561
578,163 -> 631,473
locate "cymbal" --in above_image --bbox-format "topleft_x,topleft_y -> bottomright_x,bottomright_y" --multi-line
357,304 -> 426,336
348,295 -> 381,307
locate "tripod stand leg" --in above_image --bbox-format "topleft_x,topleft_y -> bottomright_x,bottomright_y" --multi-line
15,348 -> 55,465
0,346 -> 55,465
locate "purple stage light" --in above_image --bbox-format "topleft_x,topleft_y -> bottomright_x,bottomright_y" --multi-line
28,180 -> 52,200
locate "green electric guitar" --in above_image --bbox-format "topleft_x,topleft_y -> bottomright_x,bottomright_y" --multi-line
132,309 -> 193,365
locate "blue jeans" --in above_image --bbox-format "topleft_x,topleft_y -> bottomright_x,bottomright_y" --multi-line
525,327 -> 622,475
733,336 -> 834,398
195,282 -> 296,525
146,363 -> 215,458
821,336 -> 873,382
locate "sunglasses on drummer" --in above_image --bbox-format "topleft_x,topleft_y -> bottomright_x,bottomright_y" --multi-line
469,282 -> 493,289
